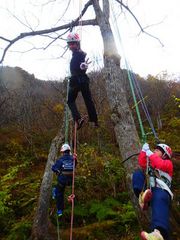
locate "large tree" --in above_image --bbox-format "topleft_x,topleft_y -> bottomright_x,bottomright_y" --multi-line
1,1 -> 178,239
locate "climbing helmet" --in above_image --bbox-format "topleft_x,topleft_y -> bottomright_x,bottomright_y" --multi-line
66,32 -> 80,43
60,143 -> 71,152
156,143 -> 172,159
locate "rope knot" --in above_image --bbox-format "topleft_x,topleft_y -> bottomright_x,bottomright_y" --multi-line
68,194 -> 75,203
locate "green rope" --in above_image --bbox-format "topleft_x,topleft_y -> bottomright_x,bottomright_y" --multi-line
56,216 -> 61,240
64,78 -> 70,143
110,2 -> 146,143
126,66 -> 146,143
54,78 -> 70,240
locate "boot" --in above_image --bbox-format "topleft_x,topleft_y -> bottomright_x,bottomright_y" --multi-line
141,229 -> 164,240
76,117 -> 85,130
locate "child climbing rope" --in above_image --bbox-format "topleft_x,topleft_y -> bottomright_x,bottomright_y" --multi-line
132,143 -> 173,240
66,32 -> 98,130
51,143 -> 77,217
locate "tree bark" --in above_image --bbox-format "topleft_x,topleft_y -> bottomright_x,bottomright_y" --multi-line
31,128 -> 64,240
93,0 -> 140,181
92,0 -> 149,227
29,1 -> 179,238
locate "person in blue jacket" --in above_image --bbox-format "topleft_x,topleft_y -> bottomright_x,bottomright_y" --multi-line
66,32 -> 98,130
51,143 -> 76,217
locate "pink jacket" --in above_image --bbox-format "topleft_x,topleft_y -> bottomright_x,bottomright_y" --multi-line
138,151 -> 173,177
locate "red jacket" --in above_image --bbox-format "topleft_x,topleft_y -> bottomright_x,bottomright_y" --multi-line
138,151 -> 173,177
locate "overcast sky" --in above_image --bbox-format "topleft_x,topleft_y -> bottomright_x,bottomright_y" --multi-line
0,0 -> 180,80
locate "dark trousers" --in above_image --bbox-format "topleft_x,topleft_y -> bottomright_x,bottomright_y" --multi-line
132,169 -> 171,240
56,175 -> 72,211
67,75 -> 97,122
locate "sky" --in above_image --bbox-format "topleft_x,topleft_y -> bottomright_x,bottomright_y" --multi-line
0,0 -> 180,81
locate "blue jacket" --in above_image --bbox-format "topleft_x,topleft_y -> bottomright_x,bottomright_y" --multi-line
52,153 -> 74,172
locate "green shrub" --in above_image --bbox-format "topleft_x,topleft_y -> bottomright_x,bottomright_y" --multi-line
6,220 -> 32,240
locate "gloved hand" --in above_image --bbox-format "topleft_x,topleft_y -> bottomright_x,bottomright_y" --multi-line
142,143 -> 150,152
80,58 -> 92,70
80,62 -> 88,70
146,150 -> 153,157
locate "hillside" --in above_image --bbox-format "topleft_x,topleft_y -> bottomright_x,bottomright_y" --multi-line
0,67 -> 179,240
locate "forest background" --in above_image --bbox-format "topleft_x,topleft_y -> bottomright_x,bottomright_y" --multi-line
0,66 -> 180,240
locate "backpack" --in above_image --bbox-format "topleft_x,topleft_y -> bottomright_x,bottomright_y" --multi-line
61,158 -> 74,175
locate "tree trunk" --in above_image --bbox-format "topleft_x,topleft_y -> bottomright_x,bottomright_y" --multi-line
92,0 -> 149,226
31,128 -> 64,240
92,2 -> 180,237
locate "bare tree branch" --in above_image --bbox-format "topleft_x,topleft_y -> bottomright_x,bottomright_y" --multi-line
54,0 -> 71,26
6,8 -> 37,31
115,0 -> 164,47
0,18 -> 97,64
0,0 -> 96,64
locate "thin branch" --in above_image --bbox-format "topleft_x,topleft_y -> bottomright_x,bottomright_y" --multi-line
0,0 -> 95,64
6,8 -> 35,31
54,0 -> 71,26
0,18 -> 97,63
0,36 -> 11,42
115,0 -> 164,47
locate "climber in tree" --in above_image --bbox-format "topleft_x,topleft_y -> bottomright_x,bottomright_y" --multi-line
132,143 -> 173,240
51,143 -> 77,217
66,32 -> 98,130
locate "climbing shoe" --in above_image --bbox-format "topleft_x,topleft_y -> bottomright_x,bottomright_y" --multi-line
139,189 -> 152,211
76,115 -> 88,130
141,229 -> 164,240
57,210 -> 63,217
76,118 -> 84,130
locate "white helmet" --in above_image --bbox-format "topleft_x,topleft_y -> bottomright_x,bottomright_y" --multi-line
60,143 -> 71,152
156,144 -> 172,159
67,32 -> 80,43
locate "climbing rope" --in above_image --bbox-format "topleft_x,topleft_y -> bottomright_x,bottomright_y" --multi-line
129,71 -> 160,143
78,0 -> 83,40
68,121 -> 77,240
56,215 -> 61,240
110,2 -> 159,144
126,63 -> 147,143
65,78 -> 70,143
55,78 -> 70,240
67,2 -> 83,238
109,6 -> 160,192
